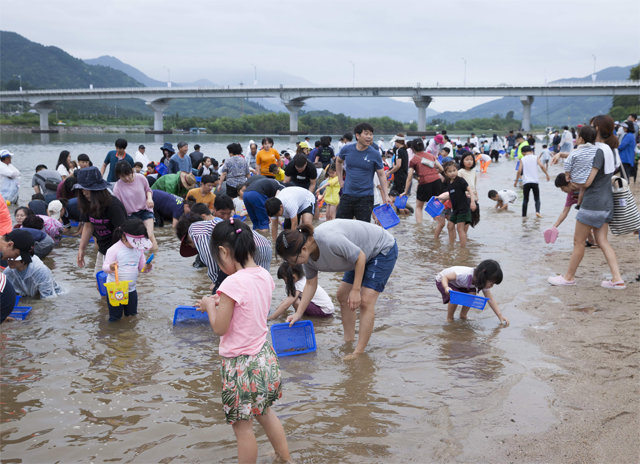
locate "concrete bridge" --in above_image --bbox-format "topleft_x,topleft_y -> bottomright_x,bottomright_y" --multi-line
1,81 -> 638,133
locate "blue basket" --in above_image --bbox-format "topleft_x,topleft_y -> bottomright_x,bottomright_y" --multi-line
372,204 -> 400,229
156,163 -> 168,176
95,271 -> 107,296
270,320 -> 317,357
232,214 -> 247,222
15,295 -> 21,306
172,305 -> 209,325
10,305 -> 32,320
394,195 -> 408,209
449,290 -> 489,310
425,197 -> 445,217
69,220 -> 79,227
195,176 -> 202,183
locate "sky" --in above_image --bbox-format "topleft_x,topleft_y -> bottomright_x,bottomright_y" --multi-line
1,0 -> 638,111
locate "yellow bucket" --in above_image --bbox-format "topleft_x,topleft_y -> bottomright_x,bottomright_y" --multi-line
104,264 -> 131,306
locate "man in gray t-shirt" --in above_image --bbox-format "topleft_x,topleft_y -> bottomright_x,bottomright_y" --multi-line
31,165 -> 62,202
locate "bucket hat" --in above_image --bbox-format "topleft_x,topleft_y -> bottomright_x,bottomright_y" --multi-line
160,142 -> 175,155
73,166 -> 109,191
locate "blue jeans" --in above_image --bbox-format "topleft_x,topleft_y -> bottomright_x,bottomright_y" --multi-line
243,191 -> 270,229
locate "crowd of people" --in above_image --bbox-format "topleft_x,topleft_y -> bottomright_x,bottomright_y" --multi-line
1,112 -> 638,462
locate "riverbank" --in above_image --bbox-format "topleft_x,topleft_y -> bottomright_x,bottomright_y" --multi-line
0,124 -> 151,134
497,183 -> 640,463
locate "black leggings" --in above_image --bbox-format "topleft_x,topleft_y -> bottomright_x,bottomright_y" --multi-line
522,183 -> 540,216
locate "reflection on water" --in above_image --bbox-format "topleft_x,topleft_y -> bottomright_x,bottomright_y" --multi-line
0,138 -> 568,462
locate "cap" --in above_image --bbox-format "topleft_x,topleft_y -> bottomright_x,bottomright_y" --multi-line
47,200 -> 63,220
0,149 -> 13,159
179,233 -> 198,257
434,134 -> 445,144
138,144 -> 145,149
299,141 -> 310,149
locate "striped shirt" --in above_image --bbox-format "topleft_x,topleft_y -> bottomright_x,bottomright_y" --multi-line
564,143 -> 597,184
275,186 -> 315,218
188,219 -> 272,287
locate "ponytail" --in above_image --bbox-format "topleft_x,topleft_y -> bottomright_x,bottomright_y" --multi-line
275,223 -> 314,259
210,218 -> 255,267
277,262 -> 304,296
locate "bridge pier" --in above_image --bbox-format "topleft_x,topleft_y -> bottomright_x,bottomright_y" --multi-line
145,99 -> 171,133
413,96 -> 433,132
283,99 -> 306,134
32,102 -> 58,133
520,96 -> 534,131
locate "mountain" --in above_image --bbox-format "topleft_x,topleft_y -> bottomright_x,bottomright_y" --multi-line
430,65 -> 636,127
0,31 -> 143,90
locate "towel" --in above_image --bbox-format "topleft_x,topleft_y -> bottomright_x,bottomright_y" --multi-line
596,142 -> 617,175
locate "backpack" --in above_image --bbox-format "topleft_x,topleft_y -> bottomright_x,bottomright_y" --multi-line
35,173 -> 61,191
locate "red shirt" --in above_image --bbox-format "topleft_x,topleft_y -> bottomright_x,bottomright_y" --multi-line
409,152 -> 440,184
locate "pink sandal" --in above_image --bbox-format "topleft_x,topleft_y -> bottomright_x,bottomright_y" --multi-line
548,275 -> 576,286
601,280 -> 626,290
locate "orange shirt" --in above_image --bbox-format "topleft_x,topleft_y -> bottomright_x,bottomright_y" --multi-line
256,148 -> 280,176
0,194 -> 12,236
186,188 -> 215,209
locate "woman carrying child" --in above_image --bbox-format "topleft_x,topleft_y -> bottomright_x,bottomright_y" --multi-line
198,219 -> 290,463
269,262 -> 334,320
435,259 -> 508,325
102,218 -> 153,322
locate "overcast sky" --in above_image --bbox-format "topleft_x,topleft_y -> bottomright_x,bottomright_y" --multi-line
1,0 -> 638,111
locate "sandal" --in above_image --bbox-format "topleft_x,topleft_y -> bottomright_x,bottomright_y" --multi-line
601,280 -> 626,290
548,275 -> 576,286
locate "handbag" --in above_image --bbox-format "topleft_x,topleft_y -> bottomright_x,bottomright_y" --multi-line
610,174 -> 640,235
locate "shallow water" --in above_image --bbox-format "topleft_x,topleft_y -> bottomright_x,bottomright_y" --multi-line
1,134 -> 571,462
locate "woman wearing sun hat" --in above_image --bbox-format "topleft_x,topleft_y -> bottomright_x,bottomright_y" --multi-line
74,167 -> 127,273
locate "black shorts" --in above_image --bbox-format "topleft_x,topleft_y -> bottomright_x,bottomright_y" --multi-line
416,180 -> 442,202
283,204 -> 314,229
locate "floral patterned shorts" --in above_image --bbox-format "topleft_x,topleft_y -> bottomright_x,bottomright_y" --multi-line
221,341 -> 282,424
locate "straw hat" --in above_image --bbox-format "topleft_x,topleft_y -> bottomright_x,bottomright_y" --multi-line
180,172 -> 197,190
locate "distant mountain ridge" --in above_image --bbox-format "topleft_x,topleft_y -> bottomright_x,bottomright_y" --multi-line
431,65 -> 636,126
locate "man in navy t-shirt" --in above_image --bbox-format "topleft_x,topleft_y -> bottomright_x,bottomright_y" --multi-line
336,123 -> 389,222
152,190 -> 185,228
101,138 -> 134,183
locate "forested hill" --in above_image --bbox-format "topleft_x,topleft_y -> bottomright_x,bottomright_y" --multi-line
0,31 -> 143,90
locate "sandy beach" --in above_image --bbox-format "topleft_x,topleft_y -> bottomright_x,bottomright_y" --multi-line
495,182 -> 640,463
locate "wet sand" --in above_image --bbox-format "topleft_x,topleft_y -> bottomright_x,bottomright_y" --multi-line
495,185 -> 640,464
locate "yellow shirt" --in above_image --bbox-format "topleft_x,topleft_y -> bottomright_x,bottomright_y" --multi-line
256,148 -> 280,176
186,188 -> 215,209
324,176 -> 340,205
275,168 -> 285,182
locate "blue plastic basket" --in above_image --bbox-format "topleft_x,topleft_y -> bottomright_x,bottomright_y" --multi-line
394,195 -> 408,209
156,163 -> 168,176
232,215 -> 247,222
69,220 -> 79,227
15,295 -> 21,306
172,305 -> 210,325
449,290 -> 489,310
425,197 -> 445,217
10,305 -> 32,320
195,176 -> 202,183
270,320 -> 317,357
372,204 -> 400,229
95,271 -> 107,296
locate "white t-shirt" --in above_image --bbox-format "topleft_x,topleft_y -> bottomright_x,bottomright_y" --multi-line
497,189 -> 517,204
57,164 -> 70,178
521,154 -> 540,184
275,186 -> 315,218
295,277 -> 334,314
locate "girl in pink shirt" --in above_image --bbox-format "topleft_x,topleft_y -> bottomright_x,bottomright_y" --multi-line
112,160 -> 158,250
199,218 -> 290,463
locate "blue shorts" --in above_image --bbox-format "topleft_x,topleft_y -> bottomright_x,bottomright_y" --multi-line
130,210 -> 155,221
342,241 -> 398,293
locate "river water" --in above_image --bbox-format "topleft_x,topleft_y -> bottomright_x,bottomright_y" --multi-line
1,133 -> 569,462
